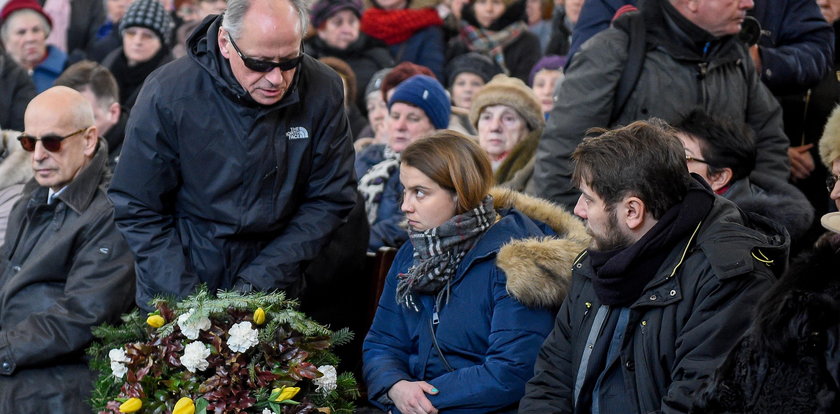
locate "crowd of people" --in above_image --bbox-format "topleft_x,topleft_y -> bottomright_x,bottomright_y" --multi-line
0,0 -> 839,411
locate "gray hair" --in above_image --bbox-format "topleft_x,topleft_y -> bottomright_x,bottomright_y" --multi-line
1,9 -> 51,44
222,0 -> 310,40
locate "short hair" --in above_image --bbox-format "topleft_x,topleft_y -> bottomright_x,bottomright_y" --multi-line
318,56 -> 356,105
1,9 -> 51,44
673,109 -> 756,182
572,120 -> 691,219
401,130 -> 494,214
54,60 -> 120,107
222,0 -> 309,40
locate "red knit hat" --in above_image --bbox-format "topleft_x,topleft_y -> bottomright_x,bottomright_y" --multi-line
0,0 -> 53,28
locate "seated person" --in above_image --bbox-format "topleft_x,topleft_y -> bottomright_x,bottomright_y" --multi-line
0,86 -> 135,412
358,74 -> 450,251
0,126 -> 32,242
529,54 -> 564,118
820,105 -> 840,213
445,52 -> 501,135
674,109 -> 814,248
354,67 -> 392,152
0,0 -> 67,92
363,131 -> 588,413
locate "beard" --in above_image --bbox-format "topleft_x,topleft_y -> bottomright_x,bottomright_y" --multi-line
587,209 -> 634,252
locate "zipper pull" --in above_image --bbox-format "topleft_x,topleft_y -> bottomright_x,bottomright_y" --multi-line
432,311 -> 440,325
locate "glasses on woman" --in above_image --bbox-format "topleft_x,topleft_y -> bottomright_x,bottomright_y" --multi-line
227,33 -> 304,73
827,173 -> 840,193
17,128 -> 87,152
685,154 -> 710,164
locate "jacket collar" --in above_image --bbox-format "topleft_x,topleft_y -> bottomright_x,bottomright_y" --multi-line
23,139 -> 108,215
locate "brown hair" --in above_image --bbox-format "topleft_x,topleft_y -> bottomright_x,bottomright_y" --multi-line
381,61 -> 436,102
54,60 -> 120,107
318,56 -> 357,106
401,130 -> 494,214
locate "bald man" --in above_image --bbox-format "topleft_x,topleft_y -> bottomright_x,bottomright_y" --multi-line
0,86 -> 135,412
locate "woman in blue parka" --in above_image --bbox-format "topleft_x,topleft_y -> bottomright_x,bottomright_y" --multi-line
362,131 -> 590,413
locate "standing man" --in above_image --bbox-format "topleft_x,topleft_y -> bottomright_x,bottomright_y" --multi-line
0,86 -> 135,412
108,0 -> 358,310
519,121 -> 787,413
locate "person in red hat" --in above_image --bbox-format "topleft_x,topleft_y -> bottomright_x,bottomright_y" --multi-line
0,0 -> 67,92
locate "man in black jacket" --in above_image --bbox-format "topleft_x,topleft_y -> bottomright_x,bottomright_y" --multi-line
108,0 -> 359,311
519,120 -> 787,413
0,86 -> 135,412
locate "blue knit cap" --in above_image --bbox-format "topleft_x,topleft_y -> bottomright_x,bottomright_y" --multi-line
388,75 -> 451,130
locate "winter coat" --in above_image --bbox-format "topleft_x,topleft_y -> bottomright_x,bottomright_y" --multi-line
107,15 -> 358,310
37,0 -> 106,59
519,196 -> 788,414
368,166 -> 407,251
390,26 -> 446,82
691,233 -> 840,413
0,129 -> 31,244
0,142 -> 135,413
495,128 -> 540,193
0,52 -> 36,131
102,46 -> 175,109
363,188 -> 590,413
305,34 -> 394,113
447,28 -> 542,84
32,45 -> 67,93
532,0 -> 790,208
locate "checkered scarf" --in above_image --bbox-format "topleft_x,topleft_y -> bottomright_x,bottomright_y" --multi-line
396,195 -> 496,311
458,20 -> 528,75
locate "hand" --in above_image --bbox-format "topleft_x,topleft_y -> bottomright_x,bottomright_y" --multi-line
749,45 -> 762,73
387,380 -> 439,414
788,144 -> 815,181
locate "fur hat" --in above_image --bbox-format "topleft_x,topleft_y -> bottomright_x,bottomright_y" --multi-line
388,75 -> 451,130
120,0 -> 174,45
445,52 -> 501,87
469,74 -> 544,132
310,0 -> 363,28
1,0 -> 51,28
820,105 -> 840,168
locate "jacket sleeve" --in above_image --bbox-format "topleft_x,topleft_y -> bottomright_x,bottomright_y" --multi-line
0,208 -> 135,373
368,174 -> 408,251
744,55 -> 791,182
107,80 -> 199,310
425,267 -> 555,411
519,293 -> 576,413
236,91 -> 357,291
362,246 -> 415,408
756,0 -> 834,95
660,265 -> 774,413
532,30 -> 626,208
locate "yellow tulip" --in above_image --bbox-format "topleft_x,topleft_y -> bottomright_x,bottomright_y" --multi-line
118,397 -> 142,413
146,314 -> 165,328
253,307 -> 266,325
273,386 -> 300,402
173,397 -> 195,414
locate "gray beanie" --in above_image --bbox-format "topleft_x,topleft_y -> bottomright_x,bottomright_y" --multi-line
120,0 -> 174,45
365,67 -> 392,98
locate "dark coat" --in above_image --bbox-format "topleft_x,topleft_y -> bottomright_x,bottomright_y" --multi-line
519,197 -> 788,414
102,46 -> 175,109
532,0 -> 790,208
37,0 -> 106,59
391,25 -> 446,82
0,52 -> 36,131
691,233 -> 840,413
107,15 -> 358,310
0,142 -> 135,413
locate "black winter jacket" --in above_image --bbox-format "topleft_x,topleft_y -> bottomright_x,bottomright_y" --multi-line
519,196 -> 788,414
108,15 -> 358,310
0,52 -> 36,131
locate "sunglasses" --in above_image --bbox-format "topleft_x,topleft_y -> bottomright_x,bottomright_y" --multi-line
827,174 -> 839,193
17,128 -> 87,152
227,33 -> 303,73
685,154 -> 710,165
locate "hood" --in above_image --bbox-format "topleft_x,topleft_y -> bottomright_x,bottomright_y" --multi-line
491,187 -> 590,308
0,129 -> 32,189
725,173 -> 815,244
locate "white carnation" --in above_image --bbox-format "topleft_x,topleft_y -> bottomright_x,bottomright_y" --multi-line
226,321 -> 259,353
177,308 -> 212,340
181,341 -> 212,373
314,365 -> 338,394
109,348 -> 130,363
262,409 -> 277,414
109,348 -> 130,378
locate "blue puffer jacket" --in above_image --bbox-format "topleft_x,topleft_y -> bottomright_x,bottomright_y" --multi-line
363,188 -> 590,413
390,26 -> 445,81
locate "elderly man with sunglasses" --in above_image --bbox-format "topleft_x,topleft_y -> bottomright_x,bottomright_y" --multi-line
0,86 -> 135,412
108,0 -> 360,311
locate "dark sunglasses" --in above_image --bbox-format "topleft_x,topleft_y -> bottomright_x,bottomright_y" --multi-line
17,128 -> 87,152
227,33 -> 303,73
827,173 -> 839,193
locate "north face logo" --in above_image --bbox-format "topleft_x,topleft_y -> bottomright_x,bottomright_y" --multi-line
286,127 -> 309,140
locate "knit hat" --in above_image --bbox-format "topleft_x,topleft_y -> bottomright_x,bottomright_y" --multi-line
120,0 -> 174,45
528,54 -> 566,86
445,52 -> 502,88
820,105 -> 840,168
365,67 -> 391,97
388,75 -> 451,130
310,0 -> 363,28
470,74 -> 544,132
1,0 -> 51,28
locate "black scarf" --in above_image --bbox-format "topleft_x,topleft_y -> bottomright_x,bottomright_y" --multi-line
109,46 -> 171,106
589,179 -> 715,306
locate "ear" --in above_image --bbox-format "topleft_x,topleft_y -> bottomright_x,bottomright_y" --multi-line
218,28 -> 231,59
621,196 -> 648,231
106,102 -> 120,124
707,167 -> 733,192
82,126 -> 98,157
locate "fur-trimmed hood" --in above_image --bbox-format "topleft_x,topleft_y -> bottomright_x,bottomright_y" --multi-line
491,187 -> 590,308
820,104 -> 840,168
0,129 -> 32,190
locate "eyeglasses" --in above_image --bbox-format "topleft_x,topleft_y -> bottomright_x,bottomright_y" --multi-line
17,128 -> 87,152
227,33 -> 303,73
685,154 -> 710,164
827,173 -> 840,193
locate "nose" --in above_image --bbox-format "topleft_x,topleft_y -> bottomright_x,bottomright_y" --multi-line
489,116 -> 502,131
831,177 -> 840,200
573,195 -> 587,219
740,0 -> 754,9
264,66 -> 285,85
393,116 -> 407,131
401,193 -> 413,213
32,141 -> 49,162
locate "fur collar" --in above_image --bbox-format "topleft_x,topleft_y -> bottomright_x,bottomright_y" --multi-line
0,130 -> 32,189
491,187 -> 590,308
